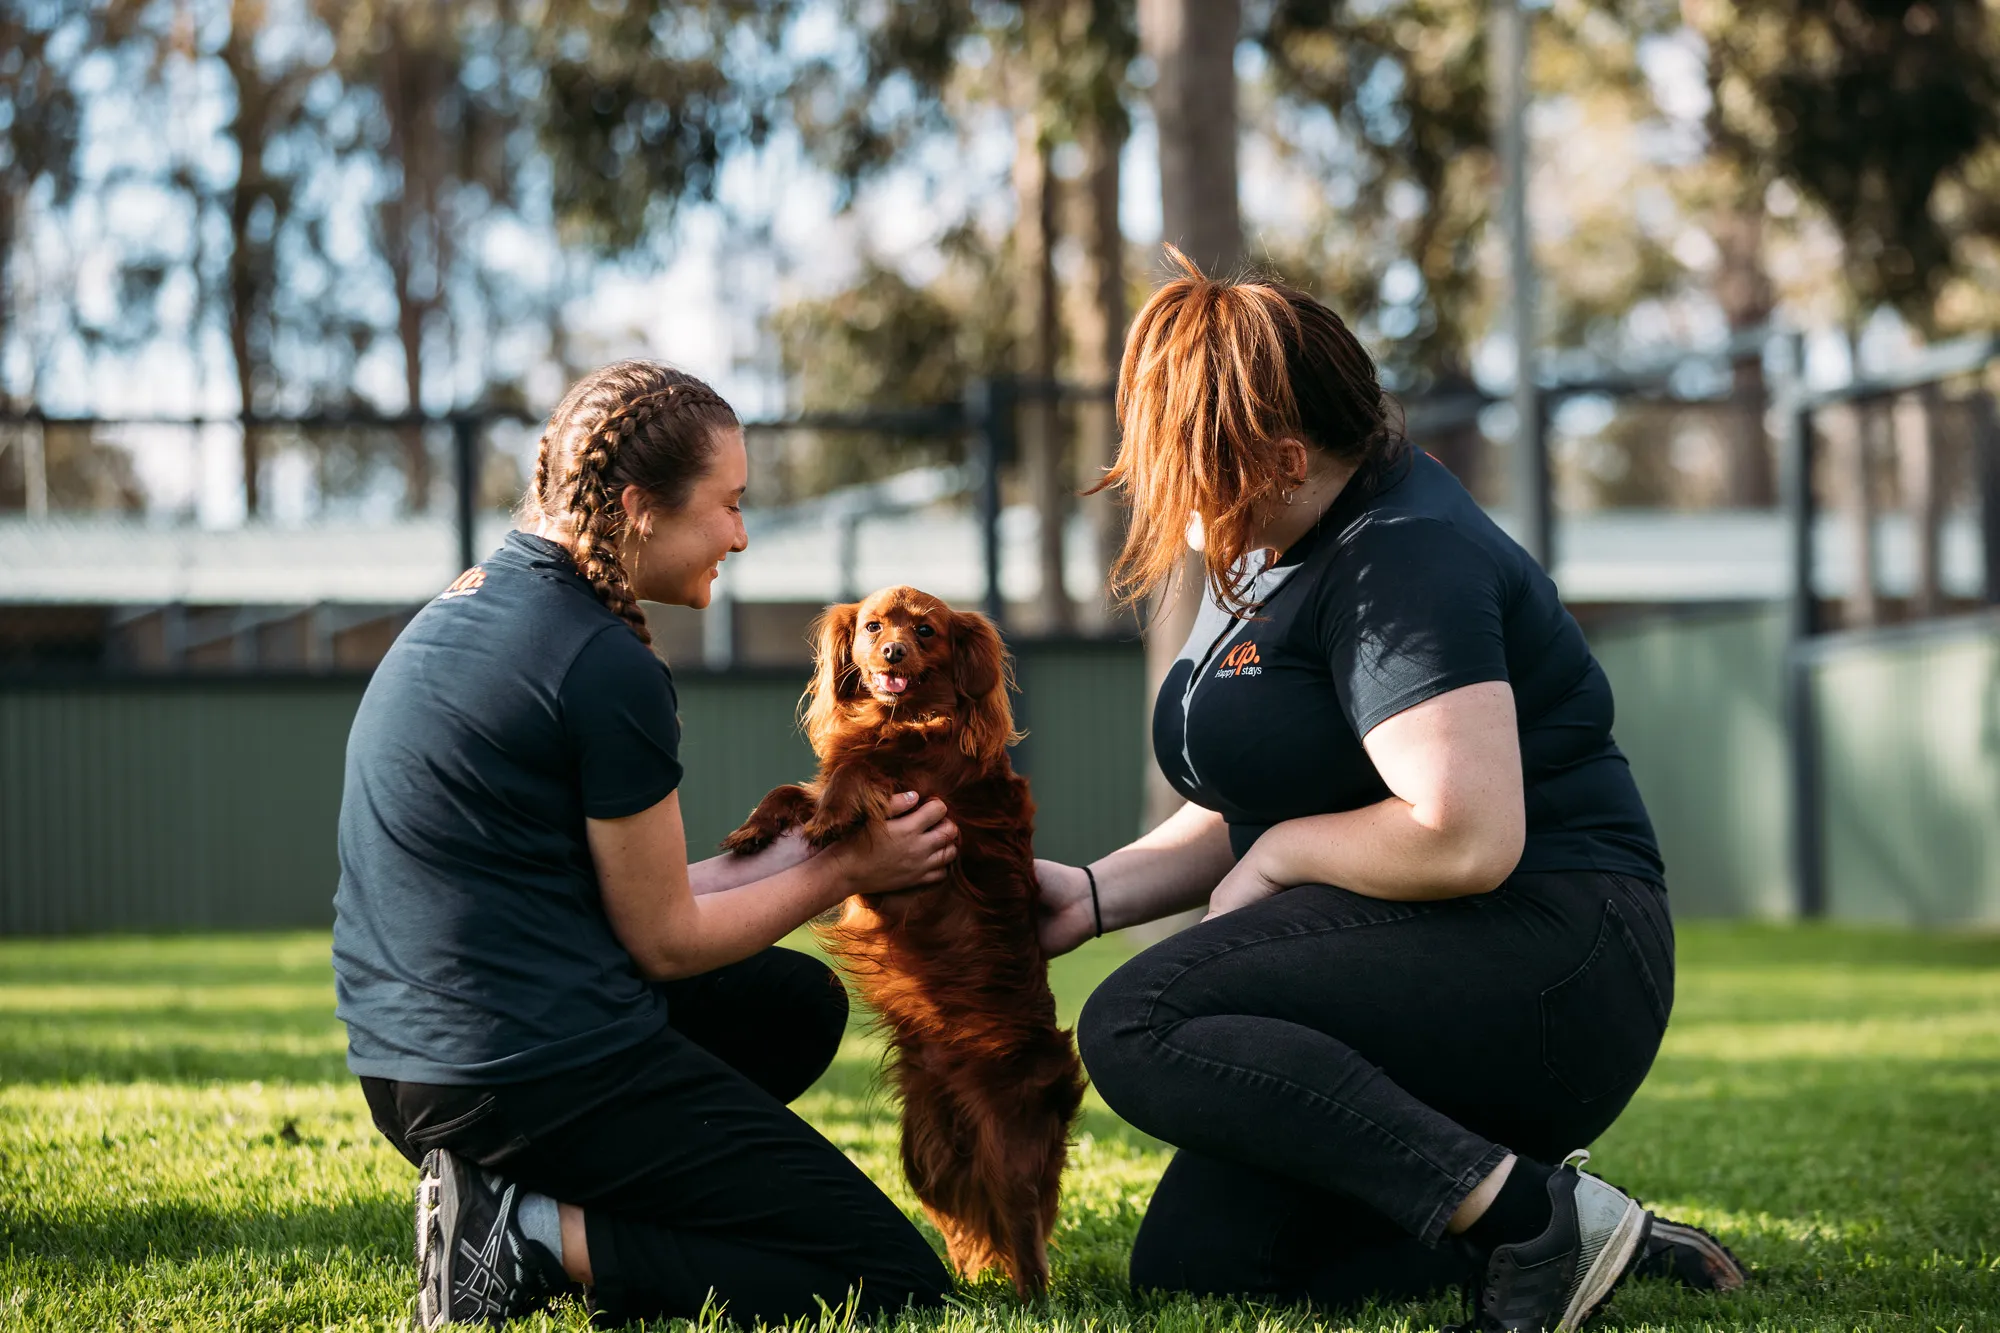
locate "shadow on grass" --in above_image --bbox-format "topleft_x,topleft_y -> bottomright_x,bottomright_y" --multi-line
0,1016 -> 349,1083
11,1181 -> 1998,1333
0,1194 -> 409,1270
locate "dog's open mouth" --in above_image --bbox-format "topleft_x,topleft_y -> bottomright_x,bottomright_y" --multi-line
871,671 -> 912,697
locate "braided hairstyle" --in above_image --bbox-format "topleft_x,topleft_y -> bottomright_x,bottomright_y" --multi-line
521,360 -> 739,643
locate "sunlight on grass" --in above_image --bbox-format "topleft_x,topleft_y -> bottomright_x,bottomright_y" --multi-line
2,924 -> 1997,1330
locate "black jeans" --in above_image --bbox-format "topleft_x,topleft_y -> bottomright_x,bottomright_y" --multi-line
1077,870 -> 1674,1308
360,946 -> 952,1326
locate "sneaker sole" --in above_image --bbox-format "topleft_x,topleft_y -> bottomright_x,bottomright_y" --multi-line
415,1149 -> 462,1331
1557,1196 -> 1650,1332
1648,1218 -> 1749,1292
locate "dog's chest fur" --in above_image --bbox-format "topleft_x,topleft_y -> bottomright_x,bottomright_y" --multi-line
826,713 -> 995,797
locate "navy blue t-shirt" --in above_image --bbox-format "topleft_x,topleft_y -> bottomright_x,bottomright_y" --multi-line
1154,448 -> 1663,880
333,531 -> 684,1085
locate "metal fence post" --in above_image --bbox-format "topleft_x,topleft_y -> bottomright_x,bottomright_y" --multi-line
1777,333 -> 1824,918
966,378 -> 1013,631
1519,394 -> 1552,570
451,415 -> 480,575
1974,391 -> 2000,604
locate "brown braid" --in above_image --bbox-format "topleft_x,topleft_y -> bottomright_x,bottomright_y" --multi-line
522,361 -> 739,644
530,435 -> 553,512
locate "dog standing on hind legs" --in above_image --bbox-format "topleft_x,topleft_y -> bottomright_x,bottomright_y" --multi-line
722,587 -> 1087,1294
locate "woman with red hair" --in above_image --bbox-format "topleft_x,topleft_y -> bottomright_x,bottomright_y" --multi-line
1035,255 -> 1743,1332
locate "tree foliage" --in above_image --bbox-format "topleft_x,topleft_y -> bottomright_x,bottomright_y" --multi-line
1689,0 -> 2000,325
0,2 -> 90,402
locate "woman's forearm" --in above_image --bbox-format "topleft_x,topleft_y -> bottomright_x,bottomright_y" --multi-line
1089,801 -> 1239,931
687,838 -> 810,896
1251,796 -> 1522,902
653,857 -> 851,978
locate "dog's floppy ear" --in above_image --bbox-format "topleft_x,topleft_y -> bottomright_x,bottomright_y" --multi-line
950,608 -> 1023,762
802,602 -> 863,755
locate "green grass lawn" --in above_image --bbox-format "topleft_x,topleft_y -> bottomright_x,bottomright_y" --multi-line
1,924 -> 1997,1331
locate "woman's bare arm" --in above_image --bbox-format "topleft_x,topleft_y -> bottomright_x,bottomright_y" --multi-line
1033,799 -> 1238,956
592,790 -> 956,980
1207,680 -> 1525,917
687,832 -> 814,895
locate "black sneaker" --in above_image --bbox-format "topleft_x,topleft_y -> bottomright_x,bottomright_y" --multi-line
1632,1215 -> 1748,1292
415,1148 -> 560,1329
1461,1150 -> 1652,1332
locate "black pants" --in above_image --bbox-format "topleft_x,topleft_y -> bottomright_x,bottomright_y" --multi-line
1077,870 -> 1674,1309
360,947 -> 952,1326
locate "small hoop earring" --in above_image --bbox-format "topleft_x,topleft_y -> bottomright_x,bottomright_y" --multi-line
1281,487 -> 1297,506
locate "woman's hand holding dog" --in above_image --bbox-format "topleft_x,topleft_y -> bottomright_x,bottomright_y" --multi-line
1032,860 -> 1100,958
825,791 -> 959,900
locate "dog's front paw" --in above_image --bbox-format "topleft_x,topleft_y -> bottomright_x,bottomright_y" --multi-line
723,784 -> 818,855
801,811 -> 868,849
720,823 -> 778,856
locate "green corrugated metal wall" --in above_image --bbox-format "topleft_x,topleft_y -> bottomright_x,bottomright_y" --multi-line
1588,607 -> 1791,918
1814,618 -> 2000,925
7,609 -> 2000,933
0,681 -> 364,933
1011,642 -> 1148,867
0,644 -> 1146,935
672,673 -> 815,856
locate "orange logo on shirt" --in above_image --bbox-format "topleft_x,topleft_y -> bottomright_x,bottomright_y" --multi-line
439,567 -> 487,600
1214,641 -> 1263,678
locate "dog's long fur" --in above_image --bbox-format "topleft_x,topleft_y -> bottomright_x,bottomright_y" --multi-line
721,587 -> 1087,1294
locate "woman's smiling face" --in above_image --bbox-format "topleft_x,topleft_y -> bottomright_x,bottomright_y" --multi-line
620,426 -> 749,610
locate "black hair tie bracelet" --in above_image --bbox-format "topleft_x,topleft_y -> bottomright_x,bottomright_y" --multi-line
1083,863 -> 1104,939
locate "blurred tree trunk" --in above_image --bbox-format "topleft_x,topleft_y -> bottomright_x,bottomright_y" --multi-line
323,0 -> 528,513
1065,0 -> 1134,631
1070,114 -> 1128,629
1895,388 -> 1942,618
220,0 -> 276,517
0,189 -> 14,417
378,12 -> 446,512
1013,3 -> 1072,635
1139,0 -> 1242,835
0,6 -> 86,416
1713,203 -> 1777,506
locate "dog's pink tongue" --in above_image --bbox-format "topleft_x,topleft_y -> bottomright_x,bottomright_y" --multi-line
879,673 -> 909,695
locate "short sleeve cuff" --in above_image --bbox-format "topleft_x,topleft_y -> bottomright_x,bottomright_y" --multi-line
580,759 -> 684,820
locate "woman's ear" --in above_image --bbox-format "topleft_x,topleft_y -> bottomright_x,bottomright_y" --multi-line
950,609 -> 1023,762
1276,438 -> 1310,490
801,602 -> 862,754
618,483 -> 655,535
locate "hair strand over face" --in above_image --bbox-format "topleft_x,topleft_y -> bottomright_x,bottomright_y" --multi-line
1092,246 -> 1404,615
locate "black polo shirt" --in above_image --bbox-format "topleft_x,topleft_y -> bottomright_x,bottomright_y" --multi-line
333,531 -> 684,1085
1154,449 -> 1662,881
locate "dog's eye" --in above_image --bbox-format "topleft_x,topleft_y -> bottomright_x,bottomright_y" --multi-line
916,624 -> 935,638
864,621 -> 881,633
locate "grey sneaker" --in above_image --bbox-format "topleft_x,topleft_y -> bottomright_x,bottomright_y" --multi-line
1462,1150 -> 1652,1332
1633,1215 -> 1748,1292
415,1149 -> 559,1329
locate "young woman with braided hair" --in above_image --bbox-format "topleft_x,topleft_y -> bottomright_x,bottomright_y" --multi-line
333,360 -> 956,1329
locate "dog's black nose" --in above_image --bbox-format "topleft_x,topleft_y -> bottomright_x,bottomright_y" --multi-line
883,641 -> 907,664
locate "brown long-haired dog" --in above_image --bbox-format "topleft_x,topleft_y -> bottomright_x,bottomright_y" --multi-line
721,586 -> 1086,1294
